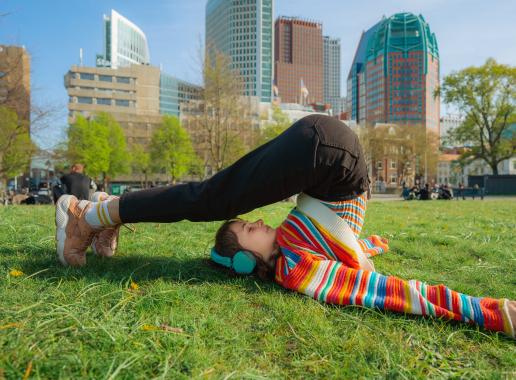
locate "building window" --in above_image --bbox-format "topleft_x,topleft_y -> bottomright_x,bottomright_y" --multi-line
390,161 -> 397,169
96,98 -> 111,105
116,76 -> 131,84
79,73 -> 94,80
99,75 -> 112,82
390,175 -> 397,184
377,161 -> 383,169
115,99 -> 129,107
77,96 -> 93,104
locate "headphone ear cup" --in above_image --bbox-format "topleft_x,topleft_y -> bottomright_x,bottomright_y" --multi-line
232,251 -> 257,274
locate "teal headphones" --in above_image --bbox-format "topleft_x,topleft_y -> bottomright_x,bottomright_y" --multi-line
210,247 -> 256,274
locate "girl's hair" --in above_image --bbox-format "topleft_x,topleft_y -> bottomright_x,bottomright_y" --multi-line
214,219 -> 278,281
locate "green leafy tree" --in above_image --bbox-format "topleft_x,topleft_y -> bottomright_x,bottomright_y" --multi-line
0,106 -> 36,187
257,105 -> 290,147
66,113 -> 129,184
150,115 -> 199,184
95,113 -> 130,181
438,59 -> 516,174
129,143 -> 151,188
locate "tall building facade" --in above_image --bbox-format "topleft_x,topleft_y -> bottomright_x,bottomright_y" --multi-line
96,9 -> 150,68
274,17 -> 323,104
347,13 -> 440,133
0,45 -> 31,125
323,36 -> 341,110
159,73 -> 202,118
205,0 -> 274,103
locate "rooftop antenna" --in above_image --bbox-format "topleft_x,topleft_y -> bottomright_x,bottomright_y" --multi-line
79,48 -> 83,66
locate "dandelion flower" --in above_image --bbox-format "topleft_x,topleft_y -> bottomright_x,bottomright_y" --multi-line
9,269 -> 24,277
130,281 -> 139,290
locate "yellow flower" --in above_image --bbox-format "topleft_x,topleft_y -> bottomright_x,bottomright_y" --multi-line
129,281 -> 139,290
9,269 -> 24,277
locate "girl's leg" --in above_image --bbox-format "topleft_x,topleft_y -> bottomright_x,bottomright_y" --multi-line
116,115 -> 369,223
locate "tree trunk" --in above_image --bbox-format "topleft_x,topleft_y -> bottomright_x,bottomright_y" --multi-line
490,160 -> 499,175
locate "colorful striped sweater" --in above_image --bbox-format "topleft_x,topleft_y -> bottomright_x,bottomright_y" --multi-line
274,193 -> 513,337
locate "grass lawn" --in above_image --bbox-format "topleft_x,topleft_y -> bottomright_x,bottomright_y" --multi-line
0,199 -> 515,379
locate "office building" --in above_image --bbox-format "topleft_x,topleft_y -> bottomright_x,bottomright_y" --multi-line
96,9 -> 150,68
323,36 -> 341,111
206,0 -> 274,103
274,17 -> 323,104
160,74 -> 202,118
347,13 -> 440,133
65,64 -> 162,146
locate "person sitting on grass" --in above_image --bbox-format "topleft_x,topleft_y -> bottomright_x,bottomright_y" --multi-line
54,114 -> 515,338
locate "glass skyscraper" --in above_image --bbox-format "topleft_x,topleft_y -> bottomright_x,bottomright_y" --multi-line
347,13 -> 439,132
97,9 -> 150,69
205,0 -> 273,103
323,36 -> 341,111
160,73 -> 202,118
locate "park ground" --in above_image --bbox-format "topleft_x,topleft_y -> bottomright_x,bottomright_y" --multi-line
0,199 -> 515,379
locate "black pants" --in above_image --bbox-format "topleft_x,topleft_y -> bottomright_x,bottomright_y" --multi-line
120,115 -> 370,223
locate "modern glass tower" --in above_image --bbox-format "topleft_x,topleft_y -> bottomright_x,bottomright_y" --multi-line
160,73 -> 202,117
205,0 -> 274,103
323,36 -> 341,109
347,13 -> 439,132
97,9 -> 150,69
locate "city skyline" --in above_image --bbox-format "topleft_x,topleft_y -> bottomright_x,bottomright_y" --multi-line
1,0 -> 515,148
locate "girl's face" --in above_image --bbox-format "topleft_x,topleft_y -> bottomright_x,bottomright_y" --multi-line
229,219 -> 277,264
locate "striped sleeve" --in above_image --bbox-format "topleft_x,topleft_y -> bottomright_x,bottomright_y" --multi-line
277,254 -> 513,337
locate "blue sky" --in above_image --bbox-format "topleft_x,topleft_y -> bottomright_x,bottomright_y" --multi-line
1,0 -> 515,148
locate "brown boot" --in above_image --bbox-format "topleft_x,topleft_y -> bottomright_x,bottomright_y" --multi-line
55,195 -> 98,267
90,191 -> 120,258
91,225 -> 120,257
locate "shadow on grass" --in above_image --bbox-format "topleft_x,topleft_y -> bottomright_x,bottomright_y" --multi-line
4,244 -> 514,342
5,243 -> 278,293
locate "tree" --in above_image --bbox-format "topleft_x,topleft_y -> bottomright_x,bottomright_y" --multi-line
66,113 -> 129,184
0,106 -> 35,187
150,115 -> 199,184
129,143 -> 151,188
438,59 -> 516,174
95,113 -> 130,181
358,123 -> 439,186
256,105 -> 290,147
182,48 -> 255,174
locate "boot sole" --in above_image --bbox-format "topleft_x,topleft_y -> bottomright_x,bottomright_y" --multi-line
56,194 -> 73,266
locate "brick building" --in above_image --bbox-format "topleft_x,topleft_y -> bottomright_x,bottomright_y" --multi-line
274,17 -> 323,104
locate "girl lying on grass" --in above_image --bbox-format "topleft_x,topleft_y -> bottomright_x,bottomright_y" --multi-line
212,192 -> 516,339
55,114 -> 515,338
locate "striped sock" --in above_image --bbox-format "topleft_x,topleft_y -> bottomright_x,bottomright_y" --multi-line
85,200 -> 116,228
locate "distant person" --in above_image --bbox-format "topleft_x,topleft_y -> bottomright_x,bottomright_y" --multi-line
457,183 -> 465,200
60,163 -> 96,201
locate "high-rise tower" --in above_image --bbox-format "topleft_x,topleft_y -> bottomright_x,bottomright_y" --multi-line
97,9 -> 150,69
323,36 -> 341,111
274,17 -> 323,104
205,0 -> 274,103
347,13 -> 439,132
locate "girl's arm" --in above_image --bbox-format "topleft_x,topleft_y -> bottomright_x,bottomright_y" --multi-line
278,256 -> 513,337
